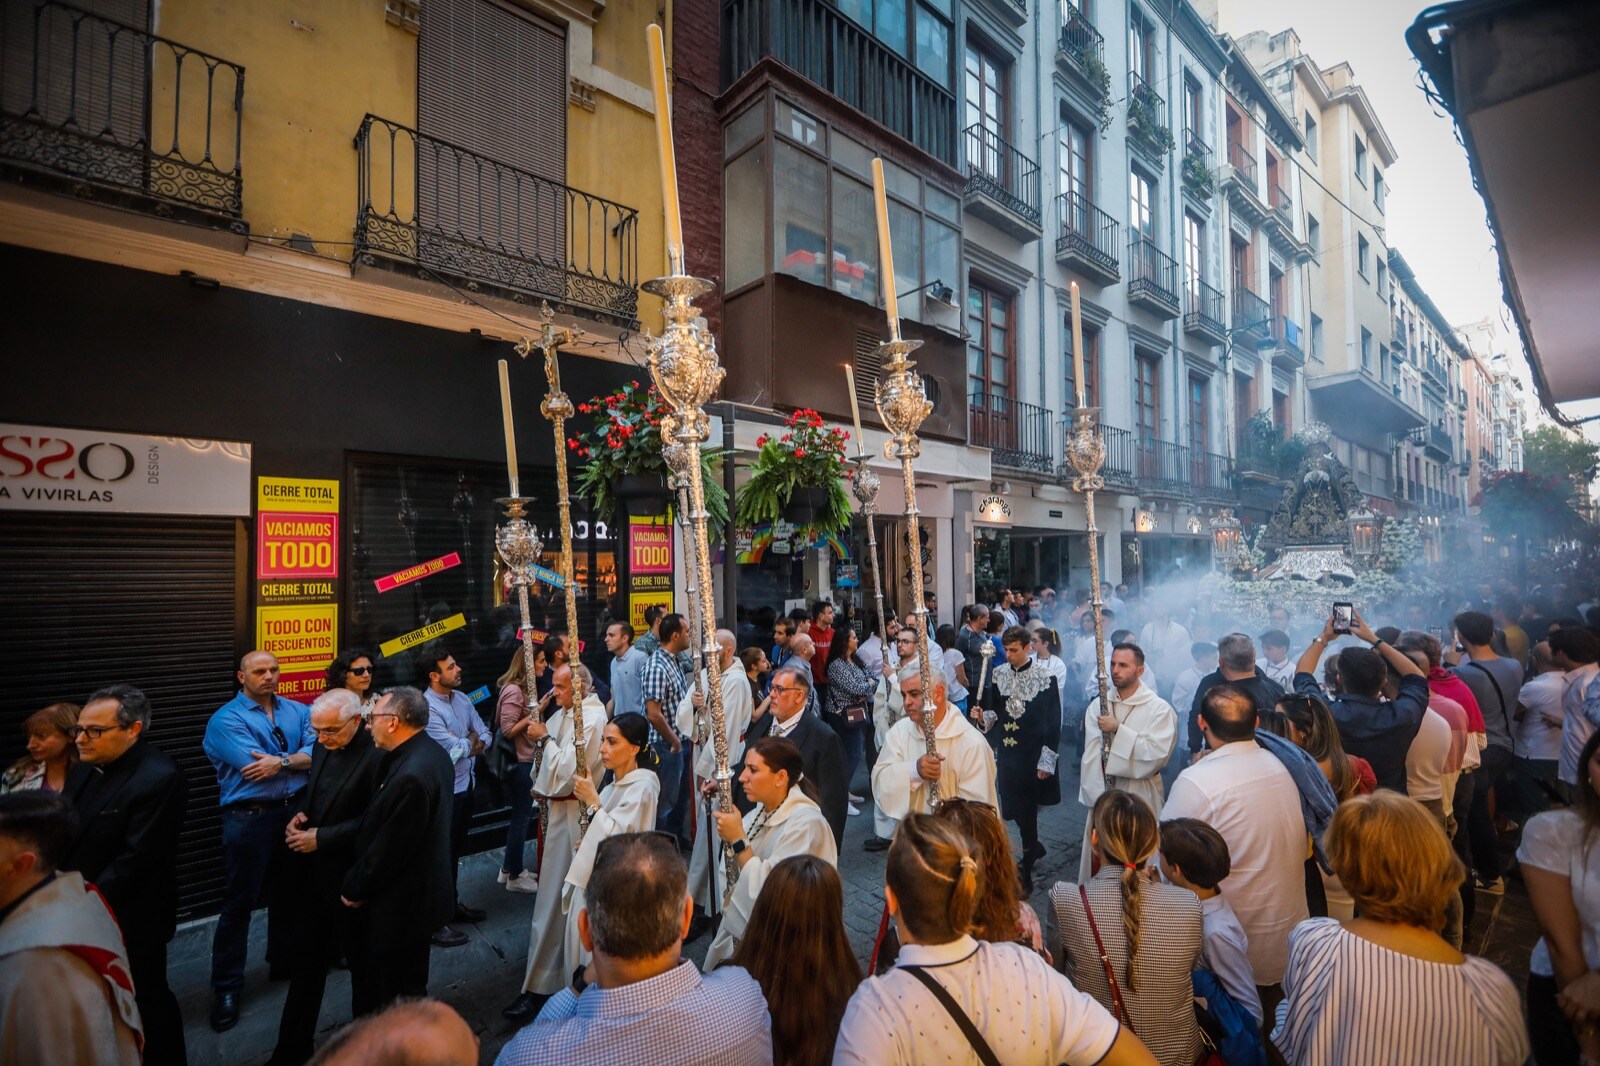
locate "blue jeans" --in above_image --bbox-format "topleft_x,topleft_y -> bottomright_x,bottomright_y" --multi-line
836,720 -> 866,796
503,761 -> 535,877
653,738 -> 685,840
212,802 -> 294,991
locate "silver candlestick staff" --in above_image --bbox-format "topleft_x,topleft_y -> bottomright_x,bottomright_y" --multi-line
494,497 -> 549,836
849,459 -> 888,679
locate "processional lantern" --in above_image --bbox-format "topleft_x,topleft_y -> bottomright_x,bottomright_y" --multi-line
1209,507 -> 1242,571
1347,504 -> 1381,567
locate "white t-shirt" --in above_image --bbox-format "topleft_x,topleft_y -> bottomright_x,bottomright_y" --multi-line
1517,670 -> 1568,762
941,647 -> 969,702
1517,808 -> 1600,977
1405,707 -> 1453,802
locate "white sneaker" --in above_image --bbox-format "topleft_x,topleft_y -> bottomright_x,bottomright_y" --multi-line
848,802 -> 861,816
497,869 -> 510,885
505,871 -> 539,894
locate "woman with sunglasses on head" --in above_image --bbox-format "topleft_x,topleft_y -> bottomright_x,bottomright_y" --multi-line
1,702 -> 79,793
496,647 -> 556,895
1031,627 -> 1069,729
836,813 -> 1157,1065
704,736 -> 838,968
325,649 -> 379,711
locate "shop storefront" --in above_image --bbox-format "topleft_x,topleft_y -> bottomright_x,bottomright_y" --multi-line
0,244 -> 633,919
970,490 -> 1127,603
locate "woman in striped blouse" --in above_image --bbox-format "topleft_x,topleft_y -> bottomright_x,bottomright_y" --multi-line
1274,790 -> 1528,1065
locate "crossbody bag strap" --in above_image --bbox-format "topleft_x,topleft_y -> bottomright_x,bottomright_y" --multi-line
902,966 -> 1003,1066
1465,661 -> 1516,756
1079,884 -> 1136,1034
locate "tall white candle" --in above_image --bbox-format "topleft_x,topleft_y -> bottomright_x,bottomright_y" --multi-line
498,359 -> 520,496
871,158 -> 899,330
1070,282 -> 1086,409
646,25 -> 684,271
844,363 -> 865,458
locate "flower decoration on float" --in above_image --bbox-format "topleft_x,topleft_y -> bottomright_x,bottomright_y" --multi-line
569,380 -> 728,532
734,407 -> 855,537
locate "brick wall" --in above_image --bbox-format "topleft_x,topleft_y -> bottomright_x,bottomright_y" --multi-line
671,0 -> 725,339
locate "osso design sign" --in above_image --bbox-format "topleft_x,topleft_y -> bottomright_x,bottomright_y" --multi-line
0,422 -> 251,516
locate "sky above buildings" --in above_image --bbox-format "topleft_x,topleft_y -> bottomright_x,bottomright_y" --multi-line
1217,0 -> 1600,430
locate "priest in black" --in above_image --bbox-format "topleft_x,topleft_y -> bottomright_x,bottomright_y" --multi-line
340,687 -> 454,1008
270,689 -> 385,1065
979,626 -> 1062,892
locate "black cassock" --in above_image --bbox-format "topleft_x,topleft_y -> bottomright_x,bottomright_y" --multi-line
981,660 -> 1063,819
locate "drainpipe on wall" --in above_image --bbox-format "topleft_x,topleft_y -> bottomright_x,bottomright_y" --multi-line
719,401 -> 737,629
1035,0 -> 1049,452
1164,6 -> 1184,452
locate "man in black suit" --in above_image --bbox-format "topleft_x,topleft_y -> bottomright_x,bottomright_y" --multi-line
60,684 -> 188,1066
340,686 -> 453,1007
269,688 -> 385,1065
734,664 -> 847,846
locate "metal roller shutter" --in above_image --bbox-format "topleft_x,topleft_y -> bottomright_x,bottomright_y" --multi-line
0,512 -> 243,920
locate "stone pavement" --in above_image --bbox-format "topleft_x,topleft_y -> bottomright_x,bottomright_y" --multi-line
173,753 -> 1536,1065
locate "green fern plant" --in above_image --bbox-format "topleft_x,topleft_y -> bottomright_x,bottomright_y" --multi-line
734,409 -> 854,537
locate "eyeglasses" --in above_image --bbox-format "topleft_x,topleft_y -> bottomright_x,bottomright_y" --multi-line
270,726 -> 288,751
69,723 -> 128,741
369,712 -> 398,721
314,720 -> 357,737
770,684 -> 804,694
348,665 -> 372,676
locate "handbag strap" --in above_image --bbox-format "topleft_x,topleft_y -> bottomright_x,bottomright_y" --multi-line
902,966 -> 1002,1066
1465,660 -> 1516,756
1079,884 -> 1136,1034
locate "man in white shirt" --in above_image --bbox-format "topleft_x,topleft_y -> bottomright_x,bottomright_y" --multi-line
677,630 -> 754,921
871,664 -> 997,839
1079,642 -> 1176,879
1169,642 -> 1217,755
857,611 -> 897,677
1161,684 -> 1307,998
1510,639 -> 1568,816
1255,629 -> 1295,689
1138,604 -> 1192,700
1554,628 -> 1600,792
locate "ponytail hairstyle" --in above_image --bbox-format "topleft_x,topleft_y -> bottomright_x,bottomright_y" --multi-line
608,712 -> 658,773
885,814 -> 980,945
1277,693 -> 1358,801
1090,789 -> 1159,992
747,736 -> 820,805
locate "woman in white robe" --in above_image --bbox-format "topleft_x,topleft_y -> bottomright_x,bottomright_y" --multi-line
704,735 -> 839,968
561,711 -> 661,973
511,670 -> 605,1004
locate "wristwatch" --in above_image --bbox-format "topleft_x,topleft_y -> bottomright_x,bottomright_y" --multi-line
279,754 -> 292,771
730,838 -> 748,856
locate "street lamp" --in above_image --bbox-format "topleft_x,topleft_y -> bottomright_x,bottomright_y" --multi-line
1347,504 -> 1382,567
1209,507 -> 1242,571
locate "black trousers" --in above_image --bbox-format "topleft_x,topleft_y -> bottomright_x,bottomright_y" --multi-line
127,934 -> 186,1066
1468,744 -> 1515,882
272,897 -> 374,1064
1528,973 -> 1580,1066
1013,803 -> 1040,857
366,907 -> 432,1007
1453,769 -> 1478,929
448,787 -> 474,906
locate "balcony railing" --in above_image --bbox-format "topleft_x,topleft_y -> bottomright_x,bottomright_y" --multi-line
1057,5 -> 1105,84
963,124 -> 1041,229
1269,183 -> 1292,225
1424,355 -> 1448,384
1428,423 -> 1453,457
1227,140 -> 1257,187
354,115 -> 639,323
969,393 -> 1055,473
1271,315 -> 1304,359
1128,235 -> 1180,316
1127,71 -> 1168,157
0,1 -> 245,228
1056,191 -> 1119,280
1354,470 -> 1393,499
1184,276 -> 1225,341
1232,285 -> 1271,341
1191,448 -> 1236,499
723,0 -> 957,164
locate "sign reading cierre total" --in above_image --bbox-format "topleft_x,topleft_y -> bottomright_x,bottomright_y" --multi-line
254,476 -> 342,700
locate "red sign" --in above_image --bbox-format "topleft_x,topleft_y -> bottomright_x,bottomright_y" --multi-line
275,669 -> 328,701
629,521 -> 673,575
375,551 -> 461,593
257,512 -> 339,579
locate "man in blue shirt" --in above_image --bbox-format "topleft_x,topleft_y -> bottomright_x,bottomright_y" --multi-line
606,621 -> 648,717
418,643 -> 492,948
201,650 -> 314,1032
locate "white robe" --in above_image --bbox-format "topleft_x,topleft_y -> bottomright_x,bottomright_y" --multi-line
871,706 -> 998,838
520,695 -> 606,994
703,787 -> 838,969
1079,685 -> 1177,880
677,664 -> 755,912
1034,653 -> 1069,725
560,767 -> 661,976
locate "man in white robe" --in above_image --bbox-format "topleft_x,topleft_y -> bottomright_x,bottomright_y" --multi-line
872,663 -> 997,840
504,666 -> 605,1020
1078,642 -> 1176,879
677,630 -> 754,922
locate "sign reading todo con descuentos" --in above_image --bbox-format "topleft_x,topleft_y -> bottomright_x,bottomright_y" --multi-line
255,477 -> 340,700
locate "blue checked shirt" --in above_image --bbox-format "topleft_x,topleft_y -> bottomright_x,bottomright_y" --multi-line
493,960 -> 772,1066
202,692 -> 314,807
640,648 -> 688,743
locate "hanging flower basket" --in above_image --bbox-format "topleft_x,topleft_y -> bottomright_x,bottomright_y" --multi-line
735,409 -> 854,539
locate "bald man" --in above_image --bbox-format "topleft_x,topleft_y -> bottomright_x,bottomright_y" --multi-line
202,650 -> 316,1032
311,998 -> 477,1065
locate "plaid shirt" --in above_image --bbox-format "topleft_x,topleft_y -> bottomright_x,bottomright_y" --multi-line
640,648 -> 688,743
494,961 -> 771,1066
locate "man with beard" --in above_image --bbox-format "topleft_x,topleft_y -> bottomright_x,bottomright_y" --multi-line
418,644 -> 491,947
1078,643 -> 1177,880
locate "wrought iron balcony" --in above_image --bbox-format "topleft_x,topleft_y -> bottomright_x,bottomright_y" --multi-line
1126,72 -> 1170,161
1181,128 -> 1213,197
354,115 -> 639,324
1269,183 -> 1293,227
1056,5 -> 1106,90
1391,318 -> 1407,348
1427,423 -> 1453,459
1062,417 -> 1136,490
1134,436 -> 1192,495
1424,354 -> 1448,386
1271,314 -> 1305,364
723,0 -> 957,164
1191,448 -> 1236,501
969,393 -> 1055,474
1055,191 -> 1119,283
1227,140 -> 1257,187
963,124 -> 1041,239
1128,235 -> 1180,319
1231,286 -> 1272,344
0,1 -> 245,229
1184,277 -> 1226,344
